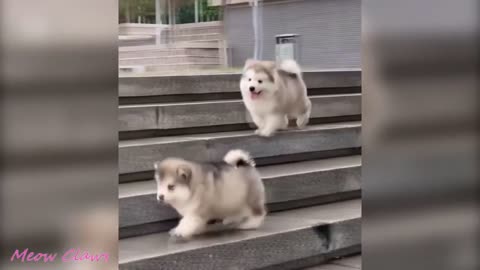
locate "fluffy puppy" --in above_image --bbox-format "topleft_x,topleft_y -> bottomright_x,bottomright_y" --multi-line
240,59 -> 312,137
154,149 -> 266,239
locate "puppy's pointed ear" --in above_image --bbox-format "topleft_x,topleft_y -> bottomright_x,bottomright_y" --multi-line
153,161 -> 160,171
265,61 -> 276,70
153,162 -> 164,181
244,58 -> 257,70
177,165 -> 192,184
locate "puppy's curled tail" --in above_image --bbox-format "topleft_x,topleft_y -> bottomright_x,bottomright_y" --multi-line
224,149 -> 256,167
279,59 -> 302,76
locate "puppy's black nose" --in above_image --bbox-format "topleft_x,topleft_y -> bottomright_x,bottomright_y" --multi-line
158,195 -> 164,201
249,86 -> 255,92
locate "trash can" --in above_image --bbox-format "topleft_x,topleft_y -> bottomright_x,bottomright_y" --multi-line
275,34 -> 299,62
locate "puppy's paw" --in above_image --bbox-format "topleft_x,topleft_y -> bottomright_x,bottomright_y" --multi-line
237,215 -> 265,230
169,227 -> 192,239
296,115 -> 309,128
257,128 -> 275,137
222,218 -> 235,226
222,216 -> 246,227
168,227 -> 181,237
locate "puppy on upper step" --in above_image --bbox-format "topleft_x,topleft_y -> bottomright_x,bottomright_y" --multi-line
154,149 -> 266,239
240,59 -> 312,137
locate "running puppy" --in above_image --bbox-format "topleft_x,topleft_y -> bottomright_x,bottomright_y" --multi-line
240,59 -> 311,137
154,149 -> 266,239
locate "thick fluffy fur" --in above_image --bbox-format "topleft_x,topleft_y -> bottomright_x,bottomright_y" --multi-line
240,59 -> 312,137
223,149 -> 255,167
154,149 -> 266,239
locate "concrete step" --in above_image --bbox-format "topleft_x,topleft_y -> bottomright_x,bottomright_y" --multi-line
161,39 -> 221,48
119,35 -> 155,47
119,69 -> 361,97
119,63 -> 222,74
119,156 -> 361,237
164,21 -> 222,35
119,94 -> 361,132
120,42 -> 221,51
167,33 -> 222,43
119,21 -> 221,36
119,122 -> 361,181
119,55 -> 220,66
304,255 -> 361,269
119,47 -> 219,59
166,25 -> 222,36
166,27 -> 221,36
119,23 -> 169,36
119,199 -> 361,270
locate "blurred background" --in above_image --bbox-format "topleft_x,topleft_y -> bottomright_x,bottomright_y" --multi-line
363,0 -> 479,270
0,1 -> 118,270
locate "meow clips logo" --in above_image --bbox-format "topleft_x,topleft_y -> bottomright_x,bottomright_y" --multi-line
10,248 -> 109,263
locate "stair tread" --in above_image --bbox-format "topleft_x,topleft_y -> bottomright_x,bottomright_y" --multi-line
169,32 -> 221,37
119,44 -> 220,51
119,93 -> 361,108
120,68 -> 361,78
120,121 -> 361,147
119,94 -> 361,132
120,62 -> 220,66
119,199 -> 361,264
119,155 -> 361,198
119,122 -> 360,176
304,255 -> 361,269
118,54 -> 220,61
119,70 -> 361,97
305,265 -> 357,270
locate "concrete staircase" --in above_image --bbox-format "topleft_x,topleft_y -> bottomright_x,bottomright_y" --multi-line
118,69 -> 362,269
119,22 -> 225,72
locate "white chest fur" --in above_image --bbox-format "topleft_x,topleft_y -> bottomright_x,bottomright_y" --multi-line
171,201 -> 193,217
243,95 -> 276,116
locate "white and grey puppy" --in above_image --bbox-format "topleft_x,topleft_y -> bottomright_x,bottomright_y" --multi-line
154,149 -> 266,239
240,59 -> 312,137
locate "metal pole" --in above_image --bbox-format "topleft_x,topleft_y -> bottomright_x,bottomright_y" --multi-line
251,0 -> 262,60
171,0 -> 176,25
125,0 -> 130,23
194,0 -> 199,23
168,0 -> 173,25
220,0 -> 228,66
155,0 -> 162,45
199,0 -> 204,22
155,0 -> 162,24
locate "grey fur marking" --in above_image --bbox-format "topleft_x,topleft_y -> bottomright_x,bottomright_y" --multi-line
200,161 -> 231,180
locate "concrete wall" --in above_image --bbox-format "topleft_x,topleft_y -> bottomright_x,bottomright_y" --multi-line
224,0 -> 361,69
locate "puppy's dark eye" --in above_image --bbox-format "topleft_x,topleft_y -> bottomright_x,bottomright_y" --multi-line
258,80 -> 263,84
167,184 -> 175,191
248,78 -> 252,81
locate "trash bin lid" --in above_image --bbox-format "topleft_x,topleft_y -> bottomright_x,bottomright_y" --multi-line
275,34 -> 299,38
